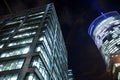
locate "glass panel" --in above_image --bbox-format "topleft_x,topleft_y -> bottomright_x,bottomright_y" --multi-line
0,74 -> 18,80
24,19 -> 41,25
31,57 -> 49,80
0,29 -> 15,35
36,44 -> 51,69
18,25 -> 39,32
118,72 -> 120,80
5,20 -> 22,26
0,36 -> 9,41
0,46 -> 30,58
28,11 -> 44,17
28,15 -> 43,21
13,16 -> 25,21
13,31 -> 36,38
39,35 -> 52,56
0,59 -> 24,71
25,73 -> 39,80
8,37 -> 33,47
0,44 -> 4,48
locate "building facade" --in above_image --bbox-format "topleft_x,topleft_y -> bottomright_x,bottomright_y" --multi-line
0,3 -> 68,80
68,69 -> 74,80
88,11 -> 120,80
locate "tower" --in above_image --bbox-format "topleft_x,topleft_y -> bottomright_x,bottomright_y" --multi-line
0,3 -> 67,80
88,11 -> 120,80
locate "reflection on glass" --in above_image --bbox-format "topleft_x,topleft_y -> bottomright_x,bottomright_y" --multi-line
8,38 -> 33,47
24,20 -> 41,25
118,72 -> 120,80
36,44 -> 51,69
1,36 -> 9,41
39,35 -> 52,56
0,29 -> 15,35
18,25 -> 39,32
28,12 -> 44,17
13,32 -> 36,38
0,44 -> 4,48
0,46 -> 30,58
31,57 -> 49,80
0,74 -> 18,80
0,59 -> 24,71
28,15 -> 43,21
26,73 -> 39,80
5,20 -> 22,26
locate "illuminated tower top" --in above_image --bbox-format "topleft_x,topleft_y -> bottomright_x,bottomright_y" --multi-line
88,11 -> 120,68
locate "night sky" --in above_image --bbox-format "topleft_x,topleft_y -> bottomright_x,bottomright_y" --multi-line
0,0 -> 120,80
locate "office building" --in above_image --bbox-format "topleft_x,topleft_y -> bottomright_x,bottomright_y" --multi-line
0,3 -> 68,80
68,69 -> 74,80
88,11 -> 120,80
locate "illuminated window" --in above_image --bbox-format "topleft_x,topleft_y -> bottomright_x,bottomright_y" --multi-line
0,74 -> 18,80
24,19 -> 41,25
31,57 -> 49,80
0,29 -> 15,35
0,44 -> 4,48
8,38 -> 33,47
5,20 -> 22,26
118,72 -> 120,80
28,12 -> 44,17
25,73 -> 39,80
0,59 -> 24,71
0,36 -> 9,41
0,46 -> 30,58
28,15 -> 43,21
13,31 -> 36,38
39,35 -> 52,56
13,16 -> 25,21
53,71 -> 58,80
36,44 -> 51,68
18,25 -> 39,32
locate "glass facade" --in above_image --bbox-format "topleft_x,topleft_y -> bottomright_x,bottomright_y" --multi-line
0,3 -> 67,80
88,11 -> 120,79
0,74 -> 18,80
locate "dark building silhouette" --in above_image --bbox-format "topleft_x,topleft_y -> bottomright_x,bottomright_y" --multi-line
88,11 -> 120,80
0,3 -> 67,80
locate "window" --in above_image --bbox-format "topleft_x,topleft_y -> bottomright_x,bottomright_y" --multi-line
0,29 -> 15,35
0,46 -> 30,58
28,15 -> 43,21
1,36 -> 9,41
8,37 -> 33,47
31,57 -> 49,80
35,44 -> 51,69
0,74 -> 18,80
5,20 -> 22,26
28,11 -> 44,17
39,35 -> 52,56
25,73 -> 39,80
0,44 -> 4,48
24,19 -> 41,25
18,25 -> 39,32
118,72 -> 120,80
0,59 -> 24,71
13,31 -> 36,38
13,16 -> 25,21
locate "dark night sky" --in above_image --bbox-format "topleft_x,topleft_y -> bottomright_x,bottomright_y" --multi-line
0,0 -> 120,80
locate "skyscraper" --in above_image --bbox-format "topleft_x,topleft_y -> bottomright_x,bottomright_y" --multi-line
0,3 -> 68,80
88,11 -> 120,80
68,69 -> 74,80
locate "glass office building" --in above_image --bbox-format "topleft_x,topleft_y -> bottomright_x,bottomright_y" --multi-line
88,11 -> 120,80
68,69 -> 74,80
0,3 -> 68,80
